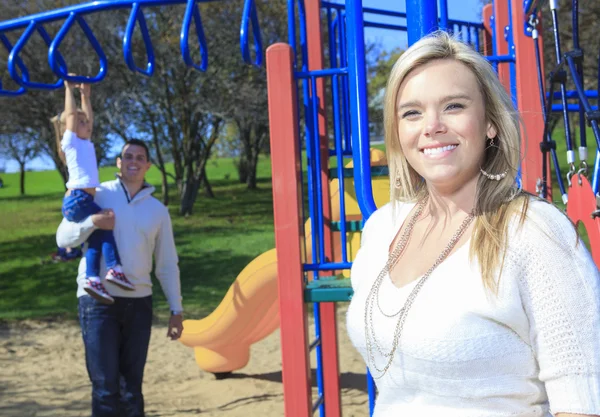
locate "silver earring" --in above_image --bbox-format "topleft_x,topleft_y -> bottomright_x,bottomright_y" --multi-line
395,175 -> 402,189
480,168 -> 508,181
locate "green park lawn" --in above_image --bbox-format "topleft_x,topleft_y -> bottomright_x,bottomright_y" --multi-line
0,128 -> 596,321
0,156 -> 277,320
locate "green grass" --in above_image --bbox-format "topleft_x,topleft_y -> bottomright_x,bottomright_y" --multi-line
0,155 -> 275,320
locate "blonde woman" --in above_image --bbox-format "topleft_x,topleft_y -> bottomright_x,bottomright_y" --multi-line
346,31 -> 600,417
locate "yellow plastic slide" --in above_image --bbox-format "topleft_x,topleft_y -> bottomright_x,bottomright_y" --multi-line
178,149 -> 389,373
179,248 -> 280,373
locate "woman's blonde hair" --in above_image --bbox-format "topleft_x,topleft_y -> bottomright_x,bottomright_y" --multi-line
383,31 -> 528,292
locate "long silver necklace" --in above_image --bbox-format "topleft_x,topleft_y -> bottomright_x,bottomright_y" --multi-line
364,199 -> 475,379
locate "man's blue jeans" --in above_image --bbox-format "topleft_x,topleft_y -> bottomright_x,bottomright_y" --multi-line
63,189 -> 122,278
78,295 -> 153,417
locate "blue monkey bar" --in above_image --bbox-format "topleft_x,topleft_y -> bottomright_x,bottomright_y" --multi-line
0,0 -> 262,96
123,3 -> 155,76
240,0 -> 263,66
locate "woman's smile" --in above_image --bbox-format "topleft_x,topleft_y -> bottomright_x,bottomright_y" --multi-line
420,143 -> 459,159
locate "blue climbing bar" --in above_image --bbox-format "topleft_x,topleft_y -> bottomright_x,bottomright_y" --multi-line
345,0 -> 377,219
405,0 -> 438,45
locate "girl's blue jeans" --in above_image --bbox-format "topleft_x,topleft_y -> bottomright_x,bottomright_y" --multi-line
62,189 -> 121,277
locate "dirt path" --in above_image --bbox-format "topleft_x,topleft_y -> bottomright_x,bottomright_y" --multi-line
0,310 -> 370,416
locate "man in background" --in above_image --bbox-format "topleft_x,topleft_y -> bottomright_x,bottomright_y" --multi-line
57,139 -> 183,417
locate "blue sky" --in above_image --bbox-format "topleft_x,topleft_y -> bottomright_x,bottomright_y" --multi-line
361,0 -> 483,51
2,0 -> 483,173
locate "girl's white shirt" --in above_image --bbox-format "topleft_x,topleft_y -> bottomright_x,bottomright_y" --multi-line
62,129 -> 100,189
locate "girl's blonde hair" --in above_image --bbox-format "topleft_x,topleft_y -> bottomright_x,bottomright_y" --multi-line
383,31 -> 528,292
50,109 -> 86,164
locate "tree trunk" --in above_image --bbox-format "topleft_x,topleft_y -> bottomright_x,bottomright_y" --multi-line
235,121 -> 267,191
246,150 -> 259,190
179,118 -> 222,216
179,185 -> 193,216
189,176 -> 202,209
236,156 -> 249,184
192,156 -> 215,206
239,125 -> 254,187
245,124 -> 266,190
151,126 -> 170,206
160,170 -> 169,206
179,164 -> 195,217
138,98 -> 171,206
202,166 -> 214,198
19,161 -> 25,195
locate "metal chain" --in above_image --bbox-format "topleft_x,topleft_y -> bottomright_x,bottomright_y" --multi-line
364,200 -> 475,379
366,200 -> 426,359
375,200 -> 426,319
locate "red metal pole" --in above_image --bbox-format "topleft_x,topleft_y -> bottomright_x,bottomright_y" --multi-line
305,0 -> 342,415
493,0 -> 510,91
482,4 -> 493,56
511,3 -> 547,194
566,177 -> 600,267
267,42 -> 312,417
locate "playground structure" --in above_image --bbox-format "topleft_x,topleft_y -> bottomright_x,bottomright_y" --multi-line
178,148 -> 389,374
266,0 -> 600,416
1,1 -> 599,417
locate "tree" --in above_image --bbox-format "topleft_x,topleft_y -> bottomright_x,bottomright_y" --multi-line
366,46 -> 404,140
0,131 -> 41,195
104,0 -> 288,213
225,1 -> 287,189
101,4 -> 230,215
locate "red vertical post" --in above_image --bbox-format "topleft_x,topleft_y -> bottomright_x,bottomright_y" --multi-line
305,0 -> 342,415
511,3 -> 547,194
493,1 -> 510,91
482,4 -> 493,56
267,43 -> 312,417
566,177 -> 600,267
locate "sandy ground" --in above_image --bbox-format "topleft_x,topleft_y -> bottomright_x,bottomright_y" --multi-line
0,308 -> 370,417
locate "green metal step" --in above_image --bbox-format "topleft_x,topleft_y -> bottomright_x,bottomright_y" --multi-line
304,276 -> 353,302
330,220 -> 363,232
328,166 -> 389,179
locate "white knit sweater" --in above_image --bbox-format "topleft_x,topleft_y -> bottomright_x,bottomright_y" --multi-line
346,198 -> 600,417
